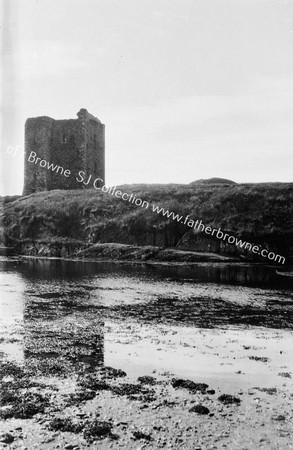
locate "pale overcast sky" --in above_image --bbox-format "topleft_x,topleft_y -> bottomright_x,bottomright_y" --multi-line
1,0 -> 293,195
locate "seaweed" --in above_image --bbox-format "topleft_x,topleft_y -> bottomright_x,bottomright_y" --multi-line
189,404 -> 210,414
77,374 -> 111,391
171,378 -> 209,394
65,389 -> 96,405
47,417 -> 84,433
137,375 -> 157,385
132,430 -> 152,441
0,361 -> 25,380
83,419 -> 114,442
0,392 -> 50,419
218,394 -> 241,405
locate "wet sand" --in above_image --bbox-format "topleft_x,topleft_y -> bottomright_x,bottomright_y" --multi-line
0,257 -> 292,449
0,345 -> 292,449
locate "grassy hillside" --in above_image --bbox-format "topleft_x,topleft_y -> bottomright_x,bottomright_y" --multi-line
1,182 -> 293,261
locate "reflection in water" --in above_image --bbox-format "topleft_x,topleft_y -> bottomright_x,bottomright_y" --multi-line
0,257 -> 292,374
0,258 -> 105,374
0,255 -> 293,287
161,263 -> 285,286
8,257 -> 291,287
23,291 -> 105,373
199,264 -> 271,284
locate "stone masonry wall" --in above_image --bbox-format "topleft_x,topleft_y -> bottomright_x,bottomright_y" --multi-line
49,119 -> 84,190
23,117 -> 54,194
23,109 -> 105,195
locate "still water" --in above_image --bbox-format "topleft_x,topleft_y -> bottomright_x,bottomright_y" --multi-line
1,257 -> 293,390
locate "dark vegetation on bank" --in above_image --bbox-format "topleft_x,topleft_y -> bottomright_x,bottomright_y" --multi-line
1,181 -> 293,263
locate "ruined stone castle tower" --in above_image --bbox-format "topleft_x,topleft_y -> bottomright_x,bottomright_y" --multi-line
23,109 -> 105,195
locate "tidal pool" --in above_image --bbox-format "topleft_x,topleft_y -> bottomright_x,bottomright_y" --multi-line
0,257 -> 292,388
1,257 -> 293,449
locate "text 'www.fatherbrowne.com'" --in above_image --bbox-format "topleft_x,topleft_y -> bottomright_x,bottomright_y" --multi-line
27,150 -> 286,265
151,204 -> 285,264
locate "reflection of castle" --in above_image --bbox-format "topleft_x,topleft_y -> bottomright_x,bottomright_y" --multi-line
22,260 -> 104,373
23,108 -> 105,195
23,299 -> 104,373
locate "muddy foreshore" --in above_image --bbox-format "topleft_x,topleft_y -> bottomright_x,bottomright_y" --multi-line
0,256 -> 292,449
1,358 -> 292,450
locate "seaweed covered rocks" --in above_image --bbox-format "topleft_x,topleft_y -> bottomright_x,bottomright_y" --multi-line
171,378 -> 209,394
